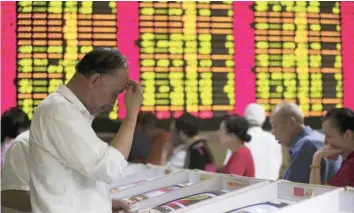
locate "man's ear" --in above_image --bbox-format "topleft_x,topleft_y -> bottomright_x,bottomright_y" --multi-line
344,129 -> 353,140
88,73 -> 101,90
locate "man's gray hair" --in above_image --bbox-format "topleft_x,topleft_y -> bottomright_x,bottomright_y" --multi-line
272,102 -> 304,124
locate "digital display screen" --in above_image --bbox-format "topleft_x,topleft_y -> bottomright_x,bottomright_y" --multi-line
1,1 -> 354,127
138,1 -> 235,120
14,1 -> 119,119
253,1 -> 344,116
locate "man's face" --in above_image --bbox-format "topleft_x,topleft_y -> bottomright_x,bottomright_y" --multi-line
270,113 -> 292,146
89,68 -> 129,115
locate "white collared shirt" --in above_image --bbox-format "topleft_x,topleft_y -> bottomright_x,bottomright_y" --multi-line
245,127 -> 282,180
1,131 -> 30,213
28,85 -> 127,213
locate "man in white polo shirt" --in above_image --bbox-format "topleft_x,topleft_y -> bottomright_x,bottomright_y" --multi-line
1,131 -> 132,213
28,48 -> 142,213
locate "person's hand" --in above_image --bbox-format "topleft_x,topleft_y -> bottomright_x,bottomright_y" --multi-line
313,144 -> 341,165
124,80 -> 143,116
112,199 -> 132,213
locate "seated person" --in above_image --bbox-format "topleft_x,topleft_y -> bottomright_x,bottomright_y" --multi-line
270,102 -> 341,183
170,113 -> 215,171
128,112 -> 172,165
310,108 -> 354,187
1,107 -> 30,168
218,114 -> 255,177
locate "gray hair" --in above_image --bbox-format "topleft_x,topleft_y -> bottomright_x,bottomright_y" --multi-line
272,102 -> 304,124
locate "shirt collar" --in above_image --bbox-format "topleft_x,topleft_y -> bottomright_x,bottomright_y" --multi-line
347,150 -> 354,160
56,85 -> 94,122
289,126 -> 313,153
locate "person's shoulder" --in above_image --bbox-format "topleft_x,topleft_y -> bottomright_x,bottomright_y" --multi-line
238,146 -> 253,157
306,129 -> 325,142
297,137 -> 323,153
6,133 -> 30,156
13,131 -> 30,145
39,91 -> 66,106
34,93 -> 79,118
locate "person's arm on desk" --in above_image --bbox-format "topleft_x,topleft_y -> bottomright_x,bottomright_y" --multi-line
111,81 -> 143,159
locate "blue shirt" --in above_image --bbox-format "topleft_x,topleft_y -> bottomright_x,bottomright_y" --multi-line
284,126 -> 341,183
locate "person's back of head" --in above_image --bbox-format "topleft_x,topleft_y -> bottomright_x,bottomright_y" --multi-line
222,114 -> 252,143
174,113 -> 199,139
244,103 -> 266,127
1,107 -> 30,143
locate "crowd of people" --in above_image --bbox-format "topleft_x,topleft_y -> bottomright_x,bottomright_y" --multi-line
1,48 -> 354,213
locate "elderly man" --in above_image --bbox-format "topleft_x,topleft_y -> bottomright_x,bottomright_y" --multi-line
1,131 -> 131,213
28,48 -> 142,213
270,102 -> 341,184
223,104 -> 282,180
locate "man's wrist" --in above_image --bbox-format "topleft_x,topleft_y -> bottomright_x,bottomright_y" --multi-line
125,111 -> 138,120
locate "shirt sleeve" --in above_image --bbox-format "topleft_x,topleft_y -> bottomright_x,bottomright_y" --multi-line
286,141 -> 327,184
38,105 -> 127,184
1,140 -> 30,191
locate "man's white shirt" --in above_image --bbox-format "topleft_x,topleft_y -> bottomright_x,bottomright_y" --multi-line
223,127 -> 282,180
28,85 -> 127,213
1,131 -> 30,213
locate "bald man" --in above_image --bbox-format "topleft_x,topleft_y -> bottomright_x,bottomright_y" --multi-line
270,102 -> 341,184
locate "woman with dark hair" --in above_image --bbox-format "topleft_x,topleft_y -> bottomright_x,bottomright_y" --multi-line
168,113 -> 215,171
218,115 -> 255,177
310,108 -> 354,187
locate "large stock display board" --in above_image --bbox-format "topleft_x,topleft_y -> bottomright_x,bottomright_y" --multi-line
1,1 -> 354,127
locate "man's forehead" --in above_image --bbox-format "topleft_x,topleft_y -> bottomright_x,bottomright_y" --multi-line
104,69 -> 128,81
270,113 -> 285,124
